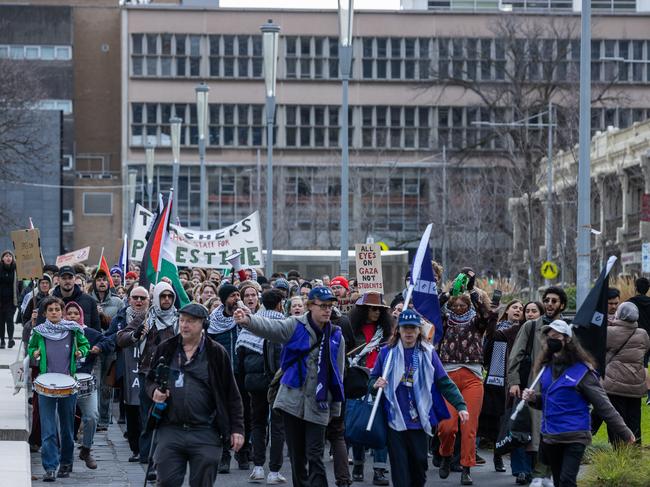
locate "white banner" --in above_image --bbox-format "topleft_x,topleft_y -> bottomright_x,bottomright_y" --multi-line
129,204 -> 154,262
169,212 -> 264,269
355,243 -> 384,293
55,246 -> 90,267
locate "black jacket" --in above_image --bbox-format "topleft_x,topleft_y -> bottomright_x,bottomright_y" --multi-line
628,295 -> 650,336
78,327 -> 115,374
237,340 -> 282,393
41,285 -> 100,330
146,334 -> 244,442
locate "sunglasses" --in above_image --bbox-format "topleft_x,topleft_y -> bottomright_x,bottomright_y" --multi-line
543,298 -> 559,304
160,294 -> 174,299
131,295 -> 148,301
315,303 -> 335,310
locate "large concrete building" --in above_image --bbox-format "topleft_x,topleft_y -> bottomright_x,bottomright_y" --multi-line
120,3 -> 650,278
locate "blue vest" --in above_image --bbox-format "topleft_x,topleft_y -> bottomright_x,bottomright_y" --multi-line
280,320 -> 344,401
540,362 -> 590,435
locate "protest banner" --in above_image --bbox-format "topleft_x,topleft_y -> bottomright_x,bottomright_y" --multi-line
129,204 -> 154,262
168,211 -> 264,269
55,246 -> 91,267
355,243 -> 384,293
11,229 -> 43,280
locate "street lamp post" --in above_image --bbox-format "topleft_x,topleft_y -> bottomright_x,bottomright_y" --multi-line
128,170 -> 137,217
195,83 -> 209,230
338,0 -> 354,277
261,19 -> 280,278
145,143 -> 155,211
170,117 -> 182,224
576,0 -> 592,308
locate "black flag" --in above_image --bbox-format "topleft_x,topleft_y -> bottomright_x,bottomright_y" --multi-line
572,256 -> 616,377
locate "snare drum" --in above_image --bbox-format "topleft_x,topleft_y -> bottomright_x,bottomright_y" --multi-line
76,373 -> 97,398
34,373 -> 77,398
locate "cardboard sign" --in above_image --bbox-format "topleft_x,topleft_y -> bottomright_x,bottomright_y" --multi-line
55,246 -> 91,267
168,212 -> 264,269
11,229 -> 42,280
355,243 -> 384,293
129,204 -> 154,262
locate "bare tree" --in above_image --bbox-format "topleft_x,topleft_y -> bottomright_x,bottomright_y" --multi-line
421,15 -> 625,289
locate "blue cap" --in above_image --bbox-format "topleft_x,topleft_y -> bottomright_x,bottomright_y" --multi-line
308,286 -> 337,302
273,278 -> 290,290
398,309 -> 421,327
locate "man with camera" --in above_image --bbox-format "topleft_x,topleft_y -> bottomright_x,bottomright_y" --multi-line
147,303 -> 244,487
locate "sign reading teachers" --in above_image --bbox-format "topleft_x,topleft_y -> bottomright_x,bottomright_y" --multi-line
355,243 -> 384,293
169,211 -> 264,269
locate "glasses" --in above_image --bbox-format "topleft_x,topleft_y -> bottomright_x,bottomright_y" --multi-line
543,298 -> 559,304
131,295 -> 148,301
160,294 -> 174,299
315,303 -> 335,310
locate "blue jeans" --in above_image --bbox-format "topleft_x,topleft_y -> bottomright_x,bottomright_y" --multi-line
352,443 -> 388,469
511,447 -> 532,475
39,393 -> 77,471
77,389 -> 99,449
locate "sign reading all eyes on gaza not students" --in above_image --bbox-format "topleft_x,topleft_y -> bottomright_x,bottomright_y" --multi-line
130,207 -> 264,269
355,243 -> 384,294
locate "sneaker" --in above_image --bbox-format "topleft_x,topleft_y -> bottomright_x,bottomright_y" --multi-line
475,452 -> 486,465
372,468 -> 389,486
0,341 -> 5,349
249,466 -> 265,483
128,454 -> 140,463
352,464 -> 364,481
219,458 -> 231,474
460,467 -> 473,485
267,471 -> 287,484
439,456 -> 451,479
43,471 -> 56,482
8,339 -> 15,348
57,465 -> 72,478
146,469 -> 157,482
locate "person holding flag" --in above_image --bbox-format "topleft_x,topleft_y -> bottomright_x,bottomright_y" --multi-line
370,309 -> 468,487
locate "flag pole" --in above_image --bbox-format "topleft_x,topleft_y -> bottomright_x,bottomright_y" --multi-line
367,224 -> 433,431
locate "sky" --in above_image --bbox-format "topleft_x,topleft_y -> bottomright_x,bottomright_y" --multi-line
220,0 -> 401,9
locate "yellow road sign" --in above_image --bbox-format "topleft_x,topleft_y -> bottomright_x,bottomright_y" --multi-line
541,261 -> 559,280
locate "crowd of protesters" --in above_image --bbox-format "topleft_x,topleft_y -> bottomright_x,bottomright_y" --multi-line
3,249 -> 648,487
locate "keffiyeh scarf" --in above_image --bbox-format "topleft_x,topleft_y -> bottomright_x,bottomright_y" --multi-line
236,309 -> 284,354
34,319 -> 82,341
208,305 -> 237,334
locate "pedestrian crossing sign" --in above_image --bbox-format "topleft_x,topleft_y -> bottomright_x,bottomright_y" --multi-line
541,261 -> 559,280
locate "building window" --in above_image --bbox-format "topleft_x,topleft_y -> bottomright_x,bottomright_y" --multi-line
38,100 -> 73,115
62,154 -> 74,171
209,35 -> 262,78
285,36 -> 340,80
83,193 -> 113,216
131,33 -> 201,77
362,37 -> 430,80
0,44 -> 71,61
285,105 -> 340,148
62,210 -> 74,226
361,106 -> 431,150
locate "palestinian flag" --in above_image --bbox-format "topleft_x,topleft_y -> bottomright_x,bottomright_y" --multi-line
96,251 -> 114,288
140,191 -> 189,307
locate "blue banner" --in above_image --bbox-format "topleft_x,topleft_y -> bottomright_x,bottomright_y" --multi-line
411,244 -> 443,344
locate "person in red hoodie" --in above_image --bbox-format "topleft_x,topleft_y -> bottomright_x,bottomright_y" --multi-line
343,292 -> 394,485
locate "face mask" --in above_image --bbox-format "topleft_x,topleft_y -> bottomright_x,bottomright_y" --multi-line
547,338 -> 564,355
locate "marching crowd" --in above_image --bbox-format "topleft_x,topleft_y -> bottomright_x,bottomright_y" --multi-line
1,247 -> 648,487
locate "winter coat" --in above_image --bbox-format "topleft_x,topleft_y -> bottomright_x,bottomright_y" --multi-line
28,327 -> 90,376
603,318 -> 650,398
628,295 -> 650,337
0,250 -> 19,309
243,312 -> 346,426
90,289 -> 124,319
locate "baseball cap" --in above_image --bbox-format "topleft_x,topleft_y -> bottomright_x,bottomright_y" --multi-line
330,276 -> 349,291
179,303 -> 209,320
542,319 -> 573,338
308,286 -> 337,302
398,309 -> 421,327
59,265 -> 75,277
273,278 -> 290,291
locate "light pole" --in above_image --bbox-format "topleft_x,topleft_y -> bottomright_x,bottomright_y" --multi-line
261,19 -> 280,278
128,170 -> 137,218
195,83 -> 209,230
576,0 -> 591,308
338,0 -> 354,277
145,143 -> 155,211
441,145 -> 448,283
170,116 -> 182,224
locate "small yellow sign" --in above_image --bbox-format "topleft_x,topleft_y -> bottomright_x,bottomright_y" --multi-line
540,261 -> 559,280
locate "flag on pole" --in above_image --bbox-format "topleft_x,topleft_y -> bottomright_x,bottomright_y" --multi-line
409,225 -> 443,344
572,255 -> 617,377
96,249 -> 114,288
140,191 -> 190,307
118,234 -> 129,278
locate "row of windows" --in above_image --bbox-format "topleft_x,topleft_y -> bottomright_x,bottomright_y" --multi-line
426,0 -> 635,12
130,35 -> 650,84
0,44 -> 72,61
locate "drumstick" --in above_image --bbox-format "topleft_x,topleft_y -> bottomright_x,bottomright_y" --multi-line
346,340 -> 389,357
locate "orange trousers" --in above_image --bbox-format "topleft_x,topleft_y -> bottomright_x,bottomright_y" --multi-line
437,367 -> 484,467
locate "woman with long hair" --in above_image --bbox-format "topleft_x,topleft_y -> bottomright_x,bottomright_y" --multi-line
371,309 -> 468,487
522,320 -> 634,487
479,299 -> 524,474
344,292 -> 394,484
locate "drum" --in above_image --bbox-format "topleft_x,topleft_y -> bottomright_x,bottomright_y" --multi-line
76,373 -> 97,398
34,373 -> 77,398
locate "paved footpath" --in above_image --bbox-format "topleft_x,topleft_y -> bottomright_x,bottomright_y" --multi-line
30,417 -> 536,487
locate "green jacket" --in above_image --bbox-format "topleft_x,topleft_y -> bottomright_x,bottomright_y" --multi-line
28,329 -> 90,376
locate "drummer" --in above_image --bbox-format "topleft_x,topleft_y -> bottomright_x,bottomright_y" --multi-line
342,292 -> 394,484
64,302 -> 114,470
28,296 -> 90,482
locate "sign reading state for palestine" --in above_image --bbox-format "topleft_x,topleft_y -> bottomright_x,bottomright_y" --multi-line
130,208 -> 264,269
